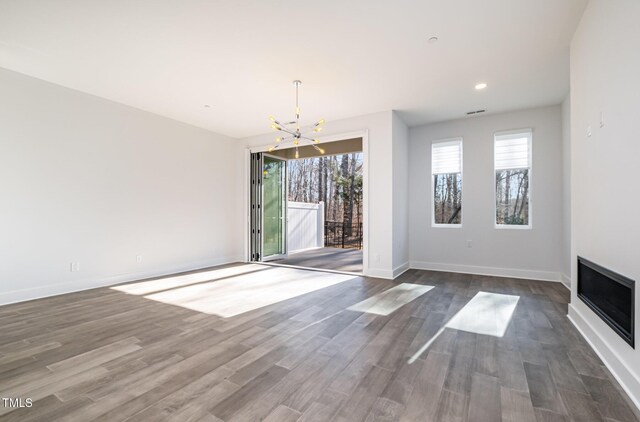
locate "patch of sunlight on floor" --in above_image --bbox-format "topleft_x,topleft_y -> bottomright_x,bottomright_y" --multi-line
408,291 -> 520,364
111,264 -> 268,295
127,265 -> 356,318
347,283 -> 434,316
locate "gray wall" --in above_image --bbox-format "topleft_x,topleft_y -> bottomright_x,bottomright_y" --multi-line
561,95 -> 572,285
409,105 -> 564,280
568,0 -> 640,408
0,67 -> 244,304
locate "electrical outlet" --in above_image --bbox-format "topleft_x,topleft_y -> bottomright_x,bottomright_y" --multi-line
136,255 -> 143,264
467,240 -> 473,248
69,262 -> 80,272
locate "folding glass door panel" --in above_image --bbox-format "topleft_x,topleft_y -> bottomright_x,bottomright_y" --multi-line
250,153 -> 287,262
262,155 -> 287,260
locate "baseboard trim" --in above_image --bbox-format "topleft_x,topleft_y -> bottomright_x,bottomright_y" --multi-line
0,255 -> 244,306
568,304 -> 640,413
409,261 -> 561,282
365,268 -> 394,279
560,273 -> 571,290
393,262 -> 411,279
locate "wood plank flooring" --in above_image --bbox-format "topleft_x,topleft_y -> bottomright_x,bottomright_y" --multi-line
0,264 -> 638,421
273,247 -> 363,273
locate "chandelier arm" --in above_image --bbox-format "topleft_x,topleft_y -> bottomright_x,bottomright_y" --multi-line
275,119 -> 298,129
267,143 -> 281,153
300,122 -> 324,134
273,119 -> 287,127
295,82 -> 300,123
276,126 -> 297,136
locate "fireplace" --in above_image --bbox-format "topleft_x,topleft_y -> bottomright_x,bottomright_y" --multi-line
578,257 -> 635,348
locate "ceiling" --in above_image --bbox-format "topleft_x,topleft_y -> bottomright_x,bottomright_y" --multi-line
0,0 -> 587,138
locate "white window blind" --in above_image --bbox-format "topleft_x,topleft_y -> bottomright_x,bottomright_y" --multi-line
495,131 -> 531,170
432,139 -> 462,174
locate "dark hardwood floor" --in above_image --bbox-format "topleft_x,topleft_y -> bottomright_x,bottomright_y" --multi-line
0,264 -> 637,421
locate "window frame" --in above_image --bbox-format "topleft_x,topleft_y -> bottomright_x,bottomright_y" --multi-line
431,137 -> 463,228
493,129 -> 533,230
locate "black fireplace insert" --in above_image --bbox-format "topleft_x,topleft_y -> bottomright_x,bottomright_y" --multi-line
577,256 -> 635,348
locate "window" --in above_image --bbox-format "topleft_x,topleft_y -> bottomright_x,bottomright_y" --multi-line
494,130 -> 532,228
432,139 -> 462,226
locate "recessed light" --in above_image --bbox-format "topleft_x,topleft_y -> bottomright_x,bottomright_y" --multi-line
204,104 -> 211,108
475,83 -> 487,90
428,36 -> 439,44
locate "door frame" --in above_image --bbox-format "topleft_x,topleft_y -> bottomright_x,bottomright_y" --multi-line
244,130 -> 369,275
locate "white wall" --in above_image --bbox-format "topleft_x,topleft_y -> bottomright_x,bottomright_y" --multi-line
287,201 -> 324,252
568,0 -> 640,409
392,111 -> 410,275
0,67 -> 244,305
561,95 -> 572,286
243,111 -> 396,278
409,106 -> 564,281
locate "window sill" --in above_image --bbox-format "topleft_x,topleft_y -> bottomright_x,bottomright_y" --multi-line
432,224 -> 463,229
495,224 -> 532,230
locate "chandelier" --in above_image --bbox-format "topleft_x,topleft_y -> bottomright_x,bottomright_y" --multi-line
268,80 -> 325,158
